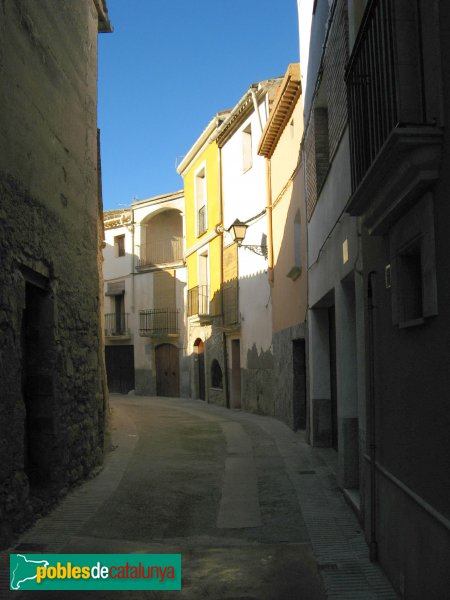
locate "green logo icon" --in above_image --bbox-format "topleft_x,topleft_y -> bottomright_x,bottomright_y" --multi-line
10,554 -> 182,591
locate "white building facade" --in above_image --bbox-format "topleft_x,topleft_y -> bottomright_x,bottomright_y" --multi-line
103,191 -> 188,397
216,79 -> 281,415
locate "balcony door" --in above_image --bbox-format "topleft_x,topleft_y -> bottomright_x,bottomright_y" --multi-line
198,250 -> 209,314
155,343 -> 180,397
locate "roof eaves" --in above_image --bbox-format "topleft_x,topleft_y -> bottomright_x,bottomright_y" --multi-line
213,78 -> 283,148
132,189 -> 184,207
176,112 -> 230,176
93,0 -> 113,33
257,64 -> 302,158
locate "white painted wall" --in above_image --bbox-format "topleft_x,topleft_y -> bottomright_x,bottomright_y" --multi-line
102,194 -> 187,394
297,0 -> 314,109
221,95 -> 273,357
103,223 -> 133,281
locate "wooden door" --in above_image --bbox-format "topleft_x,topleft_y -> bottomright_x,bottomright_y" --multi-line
155,343 -> 180,397
293,339 -> 306,430
105,345 -> 135,394
328,307 -> 338,450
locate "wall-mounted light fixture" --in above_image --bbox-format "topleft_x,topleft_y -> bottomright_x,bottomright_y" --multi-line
227,219 -> 248,244
227,218 -> 267,257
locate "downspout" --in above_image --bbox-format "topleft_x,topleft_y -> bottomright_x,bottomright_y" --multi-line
367,270 -> 378,562
130,207 -> 135,315
302,141 -> 311,445
265,158 -> 274,285
251,87 -> 263,134
127,208 -> 136,356
218,144 -> 230,409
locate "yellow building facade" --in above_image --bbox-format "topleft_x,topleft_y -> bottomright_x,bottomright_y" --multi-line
177,114 -> 230,403
183,140 -> 222,310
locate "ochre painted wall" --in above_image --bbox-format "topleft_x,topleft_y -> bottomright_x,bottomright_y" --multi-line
184,142 -> 221,252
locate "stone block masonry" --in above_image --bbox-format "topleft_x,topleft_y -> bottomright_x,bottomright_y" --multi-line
0,0 -> 108,548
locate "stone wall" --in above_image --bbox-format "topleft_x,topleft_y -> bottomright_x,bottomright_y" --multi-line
272,324 -> 307,430
241,344 -> 274,416
0,1 -> 107,547
204,324 -> 227,407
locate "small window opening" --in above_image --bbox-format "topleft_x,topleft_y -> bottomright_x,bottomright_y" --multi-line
398,238 -> 423,323
114,234 -> 125,257
242,124 -> 252,172
196,168 -> 207,235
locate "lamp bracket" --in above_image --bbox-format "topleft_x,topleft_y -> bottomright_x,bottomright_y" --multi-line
239,243 -> 268,258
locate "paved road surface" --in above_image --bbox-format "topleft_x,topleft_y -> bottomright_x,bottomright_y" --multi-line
2,394 -> 397,599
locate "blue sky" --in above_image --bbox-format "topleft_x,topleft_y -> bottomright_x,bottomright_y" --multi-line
99,1 -> 300,211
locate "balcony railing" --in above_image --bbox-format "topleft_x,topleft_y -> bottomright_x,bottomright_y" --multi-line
139,309 -> 179,336
105,313 -> 130,337
187,285 -> 210,317
346,0 -> 426,191
138,237 -> 183,268
197,205 -> 207,235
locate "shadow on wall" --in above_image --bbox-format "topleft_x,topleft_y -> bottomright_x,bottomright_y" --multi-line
201,266 -> 274,416
102,240 -> 187,397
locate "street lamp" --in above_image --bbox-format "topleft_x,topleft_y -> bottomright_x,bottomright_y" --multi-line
226,218 -> 267,257
227,219 -> 248,244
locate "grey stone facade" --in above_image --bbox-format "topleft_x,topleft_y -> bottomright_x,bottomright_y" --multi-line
241,344 -> 274,416
0,0 -> 110,547
204,323 -> 227,407
272,324 -> 307,430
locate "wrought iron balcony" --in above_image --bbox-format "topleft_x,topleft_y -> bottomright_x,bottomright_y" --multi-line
137,237 -> 183,268
139,308 -> 179,337
105,313 -> 130,337
345,0 -> 443,233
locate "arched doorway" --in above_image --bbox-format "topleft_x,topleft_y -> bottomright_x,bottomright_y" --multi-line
194,338 -> 205,400
155,343 -> 180,397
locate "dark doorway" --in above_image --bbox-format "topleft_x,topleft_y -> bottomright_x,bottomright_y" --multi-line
21,275 -> 55,489
231,339 -> 241,408
155,343 -> 180,397
194,338 -> 205,400
114,294 -> 125,334
328,306 -> 338,450
105,345 -> 135,393
293,338 -> 307,429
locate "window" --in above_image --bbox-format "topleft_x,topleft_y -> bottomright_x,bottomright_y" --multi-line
294,210 -> 302,269
287,210 -> 302,281
211,359 -> 223,389
114,234 -> 125,257
390,193 -> 437,327
198,251 -> 209,314
242,124 -> 252,172
114,295 -> 125,334
398,238 -> 423,323
195,166 -> 207,236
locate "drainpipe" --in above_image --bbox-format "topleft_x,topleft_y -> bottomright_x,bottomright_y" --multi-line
250,87 -> 263,134
218,144 -> 230,409
367,270 -> 378,562
265,158 -> 274,285
128,208 -> 136,327
302,141 -> 311,445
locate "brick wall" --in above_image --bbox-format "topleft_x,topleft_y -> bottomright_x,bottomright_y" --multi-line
324,0 -> 349,161
305,0 -> 349,221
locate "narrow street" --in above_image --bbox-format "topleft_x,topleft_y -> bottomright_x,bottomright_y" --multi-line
3,395 -> 397,599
